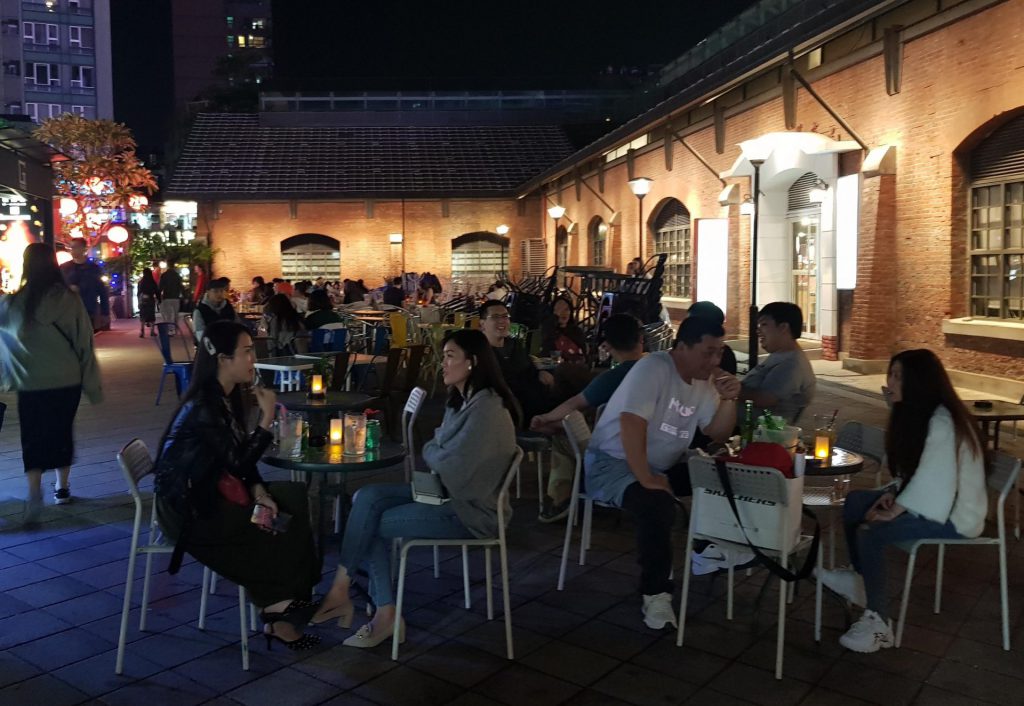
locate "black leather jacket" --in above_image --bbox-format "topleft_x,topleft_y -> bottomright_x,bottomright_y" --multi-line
154,384 -> 272,521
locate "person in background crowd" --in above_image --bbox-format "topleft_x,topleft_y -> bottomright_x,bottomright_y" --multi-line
625,257 -> 643,277
305,289 -> 343,329
250,276 -> 269,305
479,299 -> 552,425
60,237 -> 109,332
137,267 -> 160,338
486,280 -> 508,301
540,296 -> 587,364
315,329 -> 519,649
820,349 -> 987,653
192,278 -> 239,342
382,277 -> 405,307
530,313 -> 645,522
291,282 -> 310,314
342,278 -> 361,304
313,277 -> 326,292
264,293 -> 304,356
154,320 -> 323,651
585,316 -> 740,631
192,266 -> 207,306
273,278 -> 294,297
158,258 -> 184,326
740,301 -> 816,424
0,243 -> 103,524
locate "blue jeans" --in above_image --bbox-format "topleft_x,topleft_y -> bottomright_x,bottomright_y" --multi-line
338,483 -> 471,607
843,489 -> 961,619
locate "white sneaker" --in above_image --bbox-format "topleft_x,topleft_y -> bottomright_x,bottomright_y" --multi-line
817,567 -> 867,607
641,592 -> 678,630
839,610 -> 894,653
691,543 -> 756,576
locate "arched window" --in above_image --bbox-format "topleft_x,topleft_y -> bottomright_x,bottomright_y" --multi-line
280,234 -> 339,280
652,199 -> 690,297
589,217 -> 607,266
969,114 -> 1024,319
451,231 -> 508,295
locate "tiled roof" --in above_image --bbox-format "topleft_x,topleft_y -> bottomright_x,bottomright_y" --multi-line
167,114 -> 575,199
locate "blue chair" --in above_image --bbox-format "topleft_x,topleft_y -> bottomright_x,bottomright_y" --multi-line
155,323 -> 193,405
371,324 -> 390,355
310,326 -> 348,353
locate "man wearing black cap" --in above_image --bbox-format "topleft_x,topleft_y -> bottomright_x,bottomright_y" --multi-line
192,277 -> 238,341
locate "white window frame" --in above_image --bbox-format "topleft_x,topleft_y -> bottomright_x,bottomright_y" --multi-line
71,65 -> 94,88
46,103 -> 62,118
45,23 -> 58,45
25,102 -> 38,122
22,22 -> 34,43
30,63 -> 60,86
69,25 -> 93,49
71,104 -> 86,116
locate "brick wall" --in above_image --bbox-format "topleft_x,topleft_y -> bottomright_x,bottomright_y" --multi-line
200,197 -> 541,288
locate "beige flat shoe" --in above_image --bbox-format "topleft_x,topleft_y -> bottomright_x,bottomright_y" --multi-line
342,618 -> 406,648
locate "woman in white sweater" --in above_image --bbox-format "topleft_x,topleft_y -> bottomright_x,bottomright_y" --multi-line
821,349 -> 987,653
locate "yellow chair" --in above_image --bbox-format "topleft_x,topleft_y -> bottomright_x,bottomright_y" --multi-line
389,312 -> 409,349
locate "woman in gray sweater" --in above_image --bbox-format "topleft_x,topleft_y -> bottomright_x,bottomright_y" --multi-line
312,329 -> 519,649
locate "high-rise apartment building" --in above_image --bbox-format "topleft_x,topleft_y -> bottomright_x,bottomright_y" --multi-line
0,0 -> 112,123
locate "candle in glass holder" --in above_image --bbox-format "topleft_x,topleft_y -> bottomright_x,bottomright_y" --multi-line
329,417 -> 343,444
814,432 -> 832,461
310,375 -> 324,395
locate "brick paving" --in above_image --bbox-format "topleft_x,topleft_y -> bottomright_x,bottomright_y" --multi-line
1,319 -> 1022,705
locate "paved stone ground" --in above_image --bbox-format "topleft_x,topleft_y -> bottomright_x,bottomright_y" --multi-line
1,319 -> 1023,705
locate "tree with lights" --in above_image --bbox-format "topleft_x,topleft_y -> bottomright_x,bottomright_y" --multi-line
34,114 -> 157,245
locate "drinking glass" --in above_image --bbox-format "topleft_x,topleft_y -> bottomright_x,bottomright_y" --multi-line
344,413 -> 367,455
280,413 -> 305,458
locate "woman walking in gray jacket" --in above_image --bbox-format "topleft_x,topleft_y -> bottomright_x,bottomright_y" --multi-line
0,243 -> 102,523
313,329 -> 520,649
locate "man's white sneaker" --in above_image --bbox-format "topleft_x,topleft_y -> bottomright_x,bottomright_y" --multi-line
691,543 -> 755,576
817,567 -> 867,607
641,592 -> 678,630
839,610 -> 894,653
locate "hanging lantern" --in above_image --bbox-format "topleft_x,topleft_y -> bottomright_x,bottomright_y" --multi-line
59,197 -> 78,217
107,224 -> 129,244
128,194 -> 148,211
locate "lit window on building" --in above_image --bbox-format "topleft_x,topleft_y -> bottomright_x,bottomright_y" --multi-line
249,35 -> 264,48
237,35 -> 246,47
653,199 -> 692,298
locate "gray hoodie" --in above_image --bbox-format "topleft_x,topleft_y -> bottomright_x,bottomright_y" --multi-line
0,286 -> 102,402
422,387 -> 516,538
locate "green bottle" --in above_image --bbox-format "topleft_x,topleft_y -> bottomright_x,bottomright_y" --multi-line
741,400 -> 755,447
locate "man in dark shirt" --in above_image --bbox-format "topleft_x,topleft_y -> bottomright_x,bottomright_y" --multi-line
529,313 -> 645,521
479,299 -> 552,425
158,260 -> 185,325
60,238 -> 109,331
382,277 -> 405,307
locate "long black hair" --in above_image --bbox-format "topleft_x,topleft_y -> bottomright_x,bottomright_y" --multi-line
885,349 -> 983,482
443,328 -> 521,427
15,242 -> 68,324
157,321 -> 253,457
265,293 -> 303,331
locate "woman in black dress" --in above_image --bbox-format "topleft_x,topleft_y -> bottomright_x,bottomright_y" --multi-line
137,267 -> 159,337
154,320 -> 325,650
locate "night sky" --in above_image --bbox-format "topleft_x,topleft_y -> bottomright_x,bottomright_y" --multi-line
271,0 -> 760,89
114,0 -> 759,156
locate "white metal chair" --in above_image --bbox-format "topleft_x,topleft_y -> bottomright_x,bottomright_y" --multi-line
114,439 -> 251,675
677,455 -> 822,680
557,411 -> 614,590
894,451 -> 1020,651
392,446 -> 524,661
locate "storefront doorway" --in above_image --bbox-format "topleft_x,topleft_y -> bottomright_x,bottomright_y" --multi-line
787,173 -> 822,338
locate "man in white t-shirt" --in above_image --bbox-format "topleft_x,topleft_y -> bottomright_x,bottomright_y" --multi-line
585,316 -> 741,630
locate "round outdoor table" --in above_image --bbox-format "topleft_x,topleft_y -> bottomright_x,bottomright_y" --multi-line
965,399 -> 1024,450
801,446 -> 864,569
263,442 -> 406,567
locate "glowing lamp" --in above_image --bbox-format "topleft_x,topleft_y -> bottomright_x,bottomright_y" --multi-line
107,225 -> 129,243
59,197 -> 78,217
311,375 -> 323,394
547,205 -> 566,220
628,177 -> 653,197
128,194 -> 149,211
814,431 -> 832,462
496,224 -> 509,236
329,418 -> 343,444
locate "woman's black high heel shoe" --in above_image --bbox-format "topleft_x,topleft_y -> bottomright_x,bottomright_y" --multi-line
263,621 -> 321,651
260,599 -> 323,651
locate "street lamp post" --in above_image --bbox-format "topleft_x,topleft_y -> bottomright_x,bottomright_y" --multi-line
547,204 -> 565,267
496,223 -> 509,275
628,177 -> 652,262
748,158 -> 764,371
